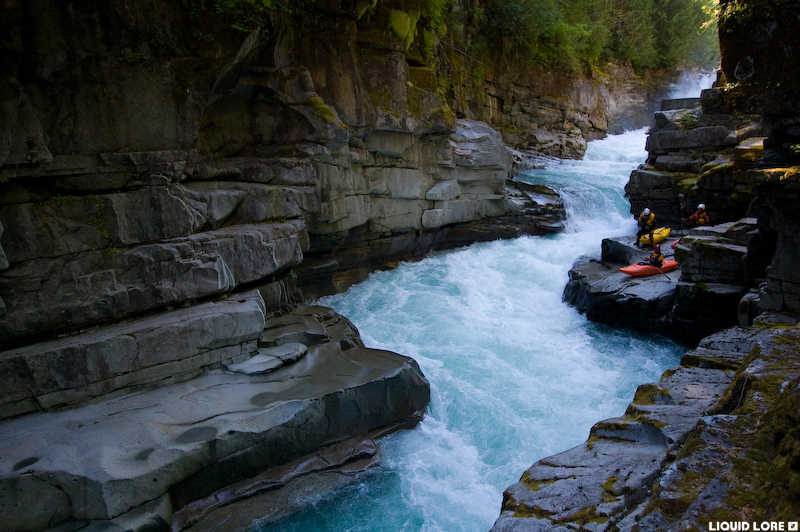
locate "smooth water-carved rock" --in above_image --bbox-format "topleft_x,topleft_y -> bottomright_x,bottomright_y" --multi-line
564,255 -> 679,334
173,435 -> 383,532
0,305 -> 430,532
566,219 -> 763,344
563,236 -> 681,335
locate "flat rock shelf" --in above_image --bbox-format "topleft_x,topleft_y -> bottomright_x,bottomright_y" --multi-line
0,304 -> 430,532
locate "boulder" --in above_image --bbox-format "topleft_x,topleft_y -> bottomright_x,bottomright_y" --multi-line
654,154 -> 702,174
425,180 -> 461,201
564,236 -> 681,335
669,282 -> 748,347
646,126 -> 732,153
450,120 -> 513,171
674,236 -> 747,284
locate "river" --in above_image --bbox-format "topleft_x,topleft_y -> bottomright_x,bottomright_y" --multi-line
260,129 -> 685,532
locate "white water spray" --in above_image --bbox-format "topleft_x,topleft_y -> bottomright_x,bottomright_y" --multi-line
667,70 -> 716,99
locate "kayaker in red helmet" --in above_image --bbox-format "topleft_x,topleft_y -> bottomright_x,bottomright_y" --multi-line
683,203 -> 710,226
639,244 -> 664,268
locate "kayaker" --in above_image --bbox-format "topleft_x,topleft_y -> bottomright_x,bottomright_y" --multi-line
636,207 -> 657,246
683,203 -> 710,226
639,244 -> 664,268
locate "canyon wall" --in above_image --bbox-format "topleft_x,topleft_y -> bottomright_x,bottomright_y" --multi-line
0,1 -> 672,530
0,0 -> 660,349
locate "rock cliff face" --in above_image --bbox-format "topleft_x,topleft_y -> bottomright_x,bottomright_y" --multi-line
1,0 -> 663,349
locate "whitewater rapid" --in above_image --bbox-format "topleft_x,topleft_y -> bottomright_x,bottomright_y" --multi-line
260,129 -> 684,532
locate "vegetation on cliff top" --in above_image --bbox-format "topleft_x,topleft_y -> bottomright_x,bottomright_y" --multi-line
452,0 -> 719,73
186,0 -> 717,74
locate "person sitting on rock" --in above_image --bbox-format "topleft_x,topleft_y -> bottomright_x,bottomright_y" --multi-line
639,244 -> 664,268
636,207 -> 657,245
684,203 -> 710,226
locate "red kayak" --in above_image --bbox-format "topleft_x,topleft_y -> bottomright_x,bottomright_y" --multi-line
620,259 -> 678,277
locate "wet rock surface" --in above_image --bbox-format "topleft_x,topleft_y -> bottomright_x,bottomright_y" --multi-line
563,234 -> 680,336
564,212 -> 761,344
492,320 -> 800,532
0,304 -> 430,532
625,106 -> 766,229
0,290 -> 266,421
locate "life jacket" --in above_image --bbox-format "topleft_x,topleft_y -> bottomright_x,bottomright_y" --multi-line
691,209 -> 709,225
638,212 -> 656,228
638,252 -> 664,267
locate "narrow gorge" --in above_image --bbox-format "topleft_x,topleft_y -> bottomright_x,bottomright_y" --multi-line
2,0 -> 799,531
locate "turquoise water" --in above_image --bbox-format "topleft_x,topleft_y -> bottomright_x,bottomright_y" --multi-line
260,130 -> 684,532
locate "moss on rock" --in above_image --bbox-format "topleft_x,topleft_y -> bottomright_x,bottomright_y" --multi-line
633,383 -> 672,405
389,9 -> 420,50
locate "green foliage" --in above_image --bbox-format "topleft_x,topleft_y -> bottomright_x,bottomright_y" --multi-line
475,0 -> 565,67
93,201 -> 118,254
192,29 -> 215,42
601,0 -> 716,70
422,0 -> 451,29
452,0 -> 717,73
118,50 -> 139,64
676,109 -> 700,130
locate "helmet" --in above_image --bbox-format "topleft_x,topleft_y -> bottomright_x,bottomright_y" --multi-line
698,203 -> 705,210
643,208 -> 651,215
654,244 -> 661,252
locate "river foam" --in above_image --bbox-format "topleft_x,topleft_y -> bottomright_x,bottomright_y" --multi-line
260,129 -> 684,532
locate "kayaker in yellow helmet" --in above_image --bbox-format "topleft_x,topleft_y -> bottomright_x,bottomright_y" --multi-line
636,207 -> 657,246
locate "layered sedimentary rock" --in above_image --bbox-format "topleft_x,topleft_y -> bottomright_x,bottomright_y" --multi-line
0,1 -> 706,530
570,80 -> 783,345
563,237 -> 681,335
0,0 -> 583,347
0,1 -> 583,529
625,102 -> 766,227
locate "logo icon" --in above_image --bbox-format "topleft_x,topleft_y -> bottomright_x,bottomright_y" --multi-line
788,522 -> 798,531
